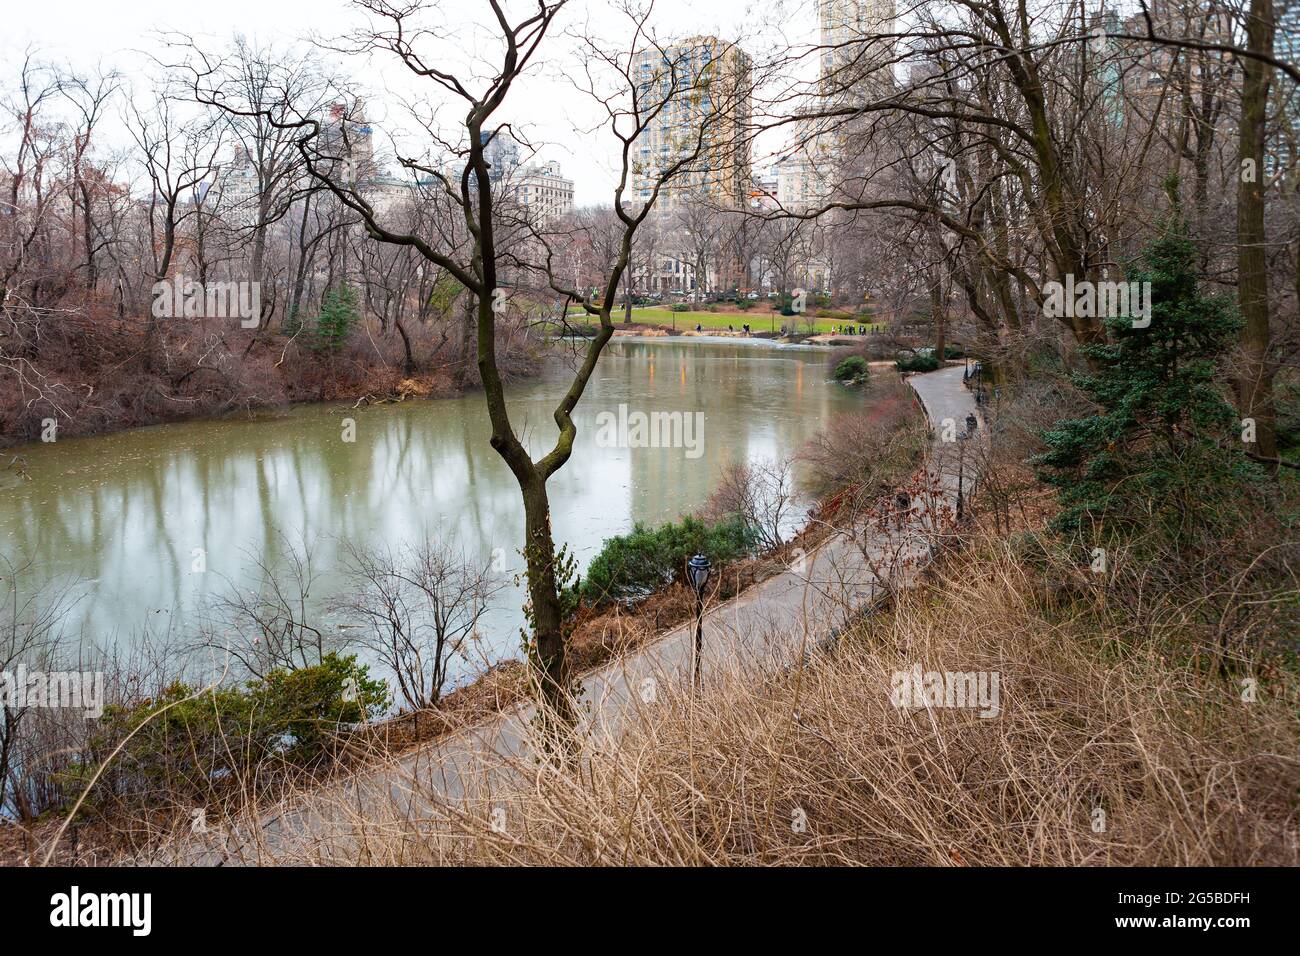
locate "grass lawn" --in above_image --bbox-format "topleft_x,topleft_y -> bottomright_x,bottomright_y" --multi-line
562,305 -> 882,335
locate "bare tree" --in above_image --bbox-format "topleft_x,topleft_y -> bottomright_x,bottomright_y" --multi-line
335,540 -> 499,710
704,457 -> 797,551
125,86 -> 224,359
175,0 -> 744,724
58,66 -> 120,294
0,557 -> 68,818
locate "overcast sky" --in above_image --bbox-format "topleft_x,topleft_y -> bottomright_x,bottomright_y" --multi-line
5,0 -> 823,205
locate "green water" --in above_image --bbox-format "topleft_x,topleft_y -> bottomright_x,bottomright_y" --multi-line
0,338 -> 857,682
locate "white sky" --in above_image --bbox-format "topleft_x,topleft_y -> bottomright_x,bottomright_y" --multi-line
4,0 -> 824,205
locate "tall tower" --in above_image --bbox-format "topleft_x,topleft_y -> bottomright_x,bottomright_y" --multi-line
630,37 -> 753,211
1279,2 -> 1300,145
784,0 -> 894,211
324,101 -> 375,184
1280,2 -> 1299,68
819,0 -> 896,94
481,130 -> 521,184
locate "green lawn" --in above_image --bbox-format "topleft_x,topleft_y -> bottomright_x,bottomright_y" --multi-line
562,305 -> 881,336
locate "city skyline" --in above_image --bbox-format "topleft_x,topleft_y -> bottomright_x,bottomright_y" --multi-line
3,0 -> 823,207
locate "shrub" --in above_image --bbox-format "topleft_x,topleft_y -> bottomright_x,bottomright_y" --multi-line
82,653 -> 389,810
582,516 -> 759,603
800,377 -> 925,497
834,355 -> 870,383
670,303 -> 691,312
895,354 -> 941,373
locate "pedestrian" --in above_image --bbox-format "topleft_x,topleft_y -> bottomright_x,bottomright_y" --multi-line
894,490 -> 912,530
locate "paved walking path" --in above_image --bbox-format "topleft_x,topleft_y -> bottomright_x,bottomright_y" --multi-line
168,365 -> 979,864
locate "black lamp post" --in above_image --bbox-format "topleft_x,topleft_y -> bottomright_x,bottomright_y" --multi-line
956,432 -> 967,521
687,554 -> 711,686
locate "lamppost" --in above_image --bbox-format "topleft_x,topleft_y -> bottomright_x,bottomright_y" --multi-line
956,430 -> 968,521
687,554 -> 711,687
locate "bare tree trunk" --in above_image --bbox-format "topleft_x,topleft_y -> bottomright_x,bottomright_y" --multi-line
459,288 -> 476,385
1238,0 -> 1278,463
520,475 -> 572,724
931,276 -> 945,361
395,315 -> 414,376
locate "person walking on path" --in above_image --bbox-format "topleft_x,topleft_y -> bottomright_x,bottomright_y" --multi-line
894,490 -> 912,530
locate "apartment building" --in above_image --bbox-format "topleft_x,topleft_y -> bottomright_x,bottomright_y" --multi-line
818,0 -> 897,95
510,160 -> 575,225
630,36 -> 753,210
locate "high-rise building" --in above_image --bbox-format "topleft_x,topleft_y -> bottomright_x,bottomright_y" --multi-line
1118,2 -> 1236,101
772,141 -> 835,212
1278,2 -> 1300,150
481,130 -> 521,184
509,160 -> 574,225
321,102 -> 375,184
767,0 -> 895,216
1280,2 -> 1299,71
630,37 -> 753,210
818,0 -> 896,94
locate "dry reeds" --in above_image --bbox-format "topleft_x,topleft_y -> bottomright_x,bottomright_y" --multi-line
193,532 -> 1296,867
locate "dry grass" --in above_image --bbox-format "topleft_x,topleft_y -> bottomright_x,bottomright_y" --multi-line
200,531 -> 1296,867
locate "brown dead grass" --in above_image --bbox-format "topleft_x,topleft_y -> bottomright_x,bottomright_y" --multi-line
191,527 -> 1298,867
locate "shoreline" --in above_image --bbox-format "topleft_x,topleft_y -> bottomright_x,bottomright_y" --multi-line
1,332 -> 862,458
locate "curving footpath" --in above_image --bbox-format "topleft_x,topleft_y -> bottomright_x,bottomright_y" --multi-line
159,364 -> 980,864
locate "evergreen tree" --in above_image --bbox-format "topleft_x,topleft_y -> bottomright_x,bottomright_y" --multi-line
1034,222 -> 1262,543
313,284 -> 359,353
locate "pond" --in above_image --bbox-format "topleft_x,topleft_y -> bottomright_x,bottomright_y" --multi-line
0,337 -> 860,688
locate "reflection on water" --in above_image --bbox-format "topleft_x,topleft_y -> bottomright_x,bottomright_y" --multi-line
1,338 -> 856,683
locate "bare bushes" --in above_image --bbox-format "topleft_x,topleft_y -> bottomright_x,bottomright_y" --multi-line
699,457 -> 797,551
334,540 -> 500,711
801,376 -> 924,497
254,531 -> 1297,867
4,530 -> 499,856
698,376 -> 926,559
0,304 -> 512,447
